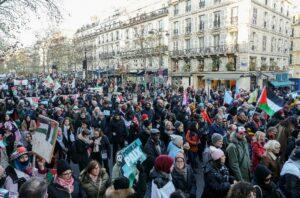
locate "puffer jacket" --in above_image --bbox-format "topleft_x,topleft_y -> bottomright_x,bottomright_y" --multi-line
203,162 -> 231,198
171,165 -> 196,197
79,168 -> 110,198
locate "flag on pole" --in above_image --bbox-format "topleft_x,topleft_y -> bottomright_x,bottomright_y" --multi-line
224,91 -> 233,104
44,76 -> 54,88
257,87 -> 284,116
248,89 -> 258,103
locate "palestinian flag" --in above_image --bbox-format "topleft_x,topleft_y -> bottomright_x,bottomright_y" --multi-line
258,87 -> 284,116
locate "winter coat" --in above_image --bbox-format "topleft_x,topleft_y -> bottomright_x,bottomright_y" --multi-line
226,133 -> 251,182
105,186 -> 135,198
203,162 -> 231,198
80,168 -> 110,198
253,180 -> 279,198
146,169 -> 175,198
276,124 -> 294,161
109,118 -> 127,144
171,165 -> 196,197
261,152 -> 282,182
185,130 -> 200,153
48,177 -> 87,198
4,166 -> 31,197
91,135 -> 111,160
74,137 -> 90,170
279,159 -> 300,198
251,141 -> 265,171
167,142 -> 183,159
202,145 -> 218,167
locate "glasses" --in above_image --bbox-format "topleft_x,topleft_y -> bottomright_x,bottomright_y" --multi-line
62,171 -> 72,176
176,160 -> 184,163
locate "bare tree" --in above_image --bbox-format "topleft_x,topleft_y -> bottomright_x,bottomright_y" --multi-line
0,0 -> 62,56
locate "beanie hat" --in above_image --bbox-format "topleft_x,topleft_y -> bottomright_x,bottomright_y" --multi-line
56,160 -> 71,176
142,114 -> 149,121
174,121 -> 182,129
211,149 -> 224,161
143,119 -> 151,127
10,146 -> 28,161
154,155 -> 174,174
291,149 -> 300,161
113,177 -> 130,190
170,134 -> 183,146
175,152 -> 185,162
151,128 -> 160,135
211,133 -> 223,145
254,164 -> 272,184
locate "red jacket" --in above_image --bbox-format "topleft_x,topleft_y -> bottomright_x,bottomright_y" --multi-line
251,141 -> 265,170
201,110 -> 212,124
186,130 -> 200,153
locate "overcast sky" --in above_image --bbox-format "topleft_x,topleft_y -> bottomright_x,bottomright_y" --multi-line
18,0 -> 300,46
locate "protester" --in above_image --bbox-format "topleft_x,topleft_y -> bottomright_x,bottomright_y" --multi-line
203,148 -> 232,198
226,127 -> 251,182
251,131 -> 266,170
48,159 -> 87,198
19,177 -> 48,198
105,177 -> 135,198
167,134 -> 184,159
171,152 -> 196,197
79,160 -> 110,197
226,181 -> 256,198
146,155 -> 175,197
203,133 -> 223,166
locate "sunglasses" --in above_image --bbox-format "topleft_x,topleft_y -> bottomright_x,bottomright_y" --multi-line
264,176 -> 272,182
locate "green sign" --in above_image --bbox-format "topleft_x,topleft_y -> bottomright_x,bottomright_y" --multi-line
119,139 -> 146,186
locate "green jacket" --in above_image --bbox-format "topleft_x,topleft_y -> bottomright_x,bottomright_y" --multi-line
226,132 -> 251,182
79,168 -> 110,198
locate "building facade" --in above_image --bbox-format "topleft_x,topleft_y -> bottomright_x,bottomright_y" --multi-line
73,0 -> 294,90
290,12 -> 300,90
168,0 -> 293,90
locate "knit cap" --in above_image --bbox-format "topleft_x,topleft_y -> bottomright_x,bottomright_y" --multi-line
170,134 -> 183,146
211,149 -> 224,161
56,160 -> 71,176
154,155 -> 174,174
211,133 -> 223,145
113,177 -> 130,190
174,121 -> 183,129
10,146 -> 28,161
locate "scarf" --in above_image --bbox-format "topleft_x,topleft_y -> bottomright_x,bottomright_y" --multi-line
56,176 -> 74,193
175,166 -> 187,181
93,137 -> 101,152
78,133 -> 91,145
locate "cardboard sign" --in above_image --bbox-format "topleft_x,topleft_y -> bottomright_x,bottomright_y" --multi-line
118,139 -> 146,186
32,115 -> 59,163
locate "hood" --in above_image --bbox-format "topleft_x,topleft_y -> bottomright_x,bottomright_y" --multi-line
105,186 -> 135,198
280,159 -> 300,179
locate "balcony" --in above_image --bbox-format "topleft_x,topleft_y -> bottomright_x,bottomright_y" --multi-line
173,29 -> 179,36
199,2 -> 205,8
120,46 -> 168,58
185,5 -> 191,13
99,51 -> 115,59
199,23 -> 205,32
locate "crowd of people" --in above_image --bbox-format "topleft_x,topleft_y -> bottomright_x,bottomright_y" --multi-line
0,74 -> 299,198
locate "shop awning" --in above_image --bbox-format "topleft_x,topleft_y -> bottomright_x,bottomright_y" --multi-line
270,80 -> 294,87
203,73 -> 242,80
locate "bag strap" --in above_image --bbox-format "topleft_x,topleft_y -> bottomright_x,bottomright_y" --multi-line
253,185 -> 262,198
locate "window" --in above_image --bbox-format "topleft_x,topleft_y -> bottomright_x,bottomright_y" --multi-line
278,39 -> 282,52
199,0 -> 205,8
231,7 -> 238,25
272,16 -> 275,30
262,36 -> 267,51
251,32 -> 256,50
158,20 -> 164,32
126,29 -> 129,39
252,8 -> 257,25
279,19 -> 283,33
173,21 -> 179,35
199,37 -> 204,48
264,12 -> 268,28
174,4 -> 179,16
281,6 -> 283,14
173,40 -> 178,50
185,18 -> 192,34
116,31 -> 119,40
265,0 -> 268,5
185,39 -> 191,49
271,37 -> 275,52
230,32 -> 238,44
186,0 -> 191,12
214,34 -> 220,47
199,15 -> 205,31
214,0 -> 221,4
214,11 -> 221,28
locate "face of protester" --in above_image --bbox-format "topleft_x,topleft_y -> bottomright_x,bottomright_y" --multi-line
297,104 -> 300,111
5,115 -> 10,121
152,134 -> 160,143
60,169 -> 72,181
26,116 -> 31,122
64,119 -> 70,126
19,154 -> 29,164
94,131 -> 100,138
25,134 -> 32,142
214,140 -> 223,148
272,144 -> 281,154
90,164 -> 100,176
178,124 -> 184,132
175,158 -> 185,169
264,174 -> 272,185
236,131 -> 246,140
115,114 -> 120,120
253,114 -> 260,122
166,122 -> 173,131
238,112 -> 248,123
258,133 -> 266,144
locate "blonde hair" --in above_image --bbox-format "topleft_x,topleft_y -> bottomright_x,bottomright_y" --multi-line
264,140 -> 280,151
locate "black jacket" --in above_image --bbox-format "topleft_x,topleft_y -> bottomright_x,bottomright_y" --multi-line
48,177 -> 87,198
279,173 -> 300,198
203,162 -> 231,198
109,118 -> 127,144
171,165 -> 196,197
